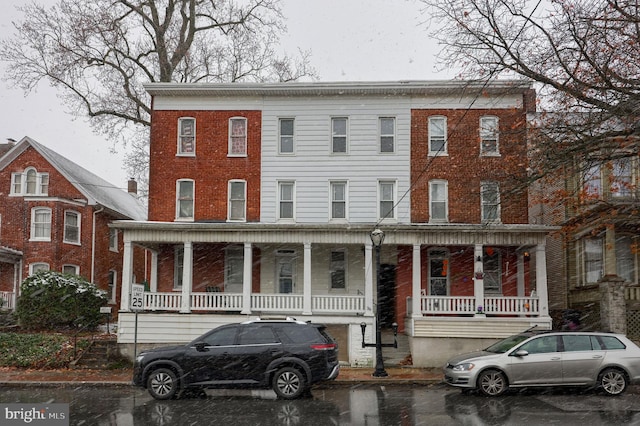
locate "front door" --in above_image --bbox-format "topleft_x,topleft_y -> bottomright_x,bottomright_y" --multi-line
429,250 -> 449,295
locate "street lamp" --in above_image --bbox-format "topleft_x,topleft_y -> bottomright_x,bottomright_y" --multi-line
370,228 -> 387,377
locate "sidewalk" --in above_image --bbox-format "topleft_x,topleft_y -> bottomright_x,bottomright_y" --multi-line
0,366 -> 443,387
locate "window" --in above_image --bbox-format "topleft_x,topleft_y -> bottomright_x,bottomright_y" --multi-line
379,117 -> 395,153
330,250 -> 346,290
583,163 -> 602,199
611,157 -> 633,198
278,181 -> 295,220
225,246 -> 244,291
63,211 -> 80,244
483,247 -> 501,293
30,207 -> 51,241
428,249 -> 449,296
109,228 -> 119,252
379,181 -> 396,220
428,116 -> 447,155
229,118 -> 247,156
481,182 -> 500,223
176,179 -> 194,220
562,335 -> 593,352
202,326 -> 238,346
108,270 -> 117,303
29,263 -> 49,275
178,117 -> 196,154
519,336 -> 559,354
330,181 -> 347,220
276,250 -> 296,293
62,264 -> 79,275
583,238 -> 603,284
228,180 -> 246,221
429,180 -> 448,222
480,116 -> 499,155
279,118 -> 294,154
174,246 -> 184,289
10,168 -> 49,196
616,235 -> 636,283
331,117 -> 348,153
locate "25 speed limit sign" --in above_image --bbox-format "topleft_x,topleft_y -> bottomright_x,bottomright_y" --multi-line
130,283 -> 145,311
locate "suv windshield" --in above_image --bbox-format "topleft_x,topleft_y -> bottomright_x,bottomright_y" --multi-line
485,334 -> 531,353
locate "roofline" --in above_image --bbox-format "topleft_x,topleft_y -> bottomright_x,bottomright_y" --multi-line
144,79 -> 533,97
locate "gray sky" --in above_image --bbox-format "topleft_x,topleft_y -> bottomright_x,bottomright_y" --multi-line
0,0 -> 449,189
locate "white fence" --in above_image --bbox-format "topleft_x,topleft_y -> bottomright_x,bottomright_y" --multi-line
419,295 -> 540,316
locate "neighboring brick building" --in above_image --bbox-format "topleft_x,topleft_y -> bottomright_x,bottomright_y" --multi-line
114,81 -> 556,367
0,137 -> 147,314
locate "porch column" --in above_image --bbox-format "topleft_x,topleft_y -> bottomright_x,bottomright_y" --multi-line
120,240 -> 134,311
364,241 -> 374,317
412,244 -> 422,318
303,243 -> 312,315
535,244 -> 550,318
473,244 -> 484,315
604,224 -> 617,276
516,252 -> 525,297
180,241 -> 193,313
150,251 -> 158,292
241,242 -> 252,315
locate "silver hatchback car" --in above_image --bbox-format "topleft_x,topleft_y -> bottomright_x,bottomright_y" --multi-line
444,330 -> 640,396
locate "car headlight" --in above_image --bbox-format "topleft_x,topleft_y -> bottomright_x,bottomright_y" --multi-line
452,362 -> 475,372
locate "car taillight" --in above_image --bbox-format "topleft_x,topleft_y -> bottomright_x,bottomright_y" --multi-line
310,343 -> 336,351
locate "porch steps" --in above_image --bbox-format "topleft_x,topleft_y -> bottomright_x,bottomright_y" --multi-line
381,329 -> 412,366
71,338 -> 122,369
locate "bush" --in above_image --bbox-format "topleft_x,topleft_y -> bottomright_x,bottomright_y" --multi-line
16,271 -> 108,330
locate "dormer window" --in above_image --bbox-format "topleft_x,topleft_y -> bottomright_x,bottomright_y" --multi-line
11,168 -> 49,196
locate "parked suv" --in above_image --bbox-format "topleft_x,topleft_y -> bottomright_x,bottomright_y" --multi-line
133,318 -> 340,400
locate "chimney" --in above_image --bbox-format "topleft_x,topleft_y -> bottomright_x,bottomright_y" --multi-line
7,138 -> 16,145
127,178 -> 138,195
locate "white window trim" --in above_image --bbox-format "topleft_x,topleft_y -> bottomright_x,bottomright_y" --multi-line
63,210 -> 81,245
62,264 -> 80,275
378,180 -> 397,222
481,181 -> 501,223
10,168 -> 49,196
429,180 -> 449,223
278,117 -> 295,155
330,117 -> 349,154
277,181 -> 296,222
227,179 -> 247,222
228,117 -> 248,157
177,117 -> 196,156
329,180 -> 349,222
480,116 -> 500,156
175,179 -> 195,221
379,117 -> 396,154
29,263 -> 50,275
428,116 -> 448,156
30,207 -> 52,241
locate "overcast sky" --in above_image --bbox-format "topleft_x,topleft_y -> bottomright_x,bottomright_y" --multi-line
0,0 -> 449,189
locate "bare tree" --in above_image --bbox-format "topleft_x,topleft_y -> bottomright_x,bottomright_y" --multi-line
1,0 -> 316,193
420,0 -> 640,202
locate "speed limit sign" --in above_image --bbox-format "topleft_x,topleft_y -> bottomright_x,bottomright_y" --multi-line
131,283 -> 145,311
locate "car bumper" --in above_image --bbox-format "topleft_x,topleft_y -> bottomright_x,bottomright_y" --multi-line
443,369 -> 477,388
327,364 -> 340,380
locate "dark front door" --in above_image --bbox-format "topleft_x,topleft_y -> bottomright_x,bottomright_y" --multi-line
378,264 -> 396,328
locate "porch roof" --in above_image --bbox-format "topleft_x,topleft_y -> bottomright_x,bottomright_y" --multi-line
112,221 -> 558,247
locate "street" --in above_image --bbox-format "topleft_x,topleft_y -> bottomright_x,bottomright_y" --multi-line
1,384 -> 640,425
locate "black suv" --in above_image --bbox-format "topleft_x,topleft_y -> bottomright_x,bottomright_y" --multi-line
133,318 -> 340,400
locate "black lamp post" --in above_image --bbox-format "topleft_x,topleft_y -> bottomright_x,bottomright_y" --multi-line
370,228 -> 390,376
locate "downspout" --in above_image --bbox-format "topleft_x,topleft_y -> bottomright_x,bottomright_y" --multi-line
91,206 -> 105,284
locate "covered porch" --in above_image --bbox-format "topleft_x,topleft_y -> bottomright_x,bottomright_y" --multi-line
0,246 -> 22,311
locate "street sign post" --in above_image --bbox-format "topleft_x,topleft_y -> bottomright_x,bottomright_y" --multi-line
130,283 -> 145,357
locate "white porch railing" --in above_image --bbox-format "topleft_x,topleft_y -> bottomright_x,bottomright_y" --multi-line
251,293 -> 303,312
1,291 -> 15,310
144,292 -> 182,311
421,295 -> 540,316
312,295 -> 365,313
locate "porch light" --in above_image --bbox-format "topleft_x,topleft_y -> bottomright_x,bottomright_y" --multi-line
370,228 -> 385,247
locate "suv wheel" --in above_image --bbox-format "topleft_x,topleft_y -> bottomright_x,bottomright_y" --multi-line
598,368 -> 627,396
272,366 -> 306,399
147,368 -> 179,400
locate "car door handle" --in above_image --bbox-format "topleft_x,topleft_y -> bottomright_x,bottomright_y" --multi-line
551,357 -> 561,361
592,355 -> 603,359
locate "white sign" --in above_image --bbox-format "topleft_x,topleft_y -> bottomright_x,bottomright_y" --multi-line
131,283 -> 145,311
100,307 -> 112,314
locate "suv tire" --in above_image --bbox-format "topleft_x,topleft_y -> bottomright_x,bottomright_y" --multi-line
598,368 -> 627,396
272,366 -> 306,399
147,368 -> 179,400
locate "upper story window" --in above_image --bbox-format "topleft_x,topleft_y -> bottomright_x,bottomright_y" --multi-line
228,180 -> 246,222
279,118 -> 295,154
480,116 -> 499,155
331,117 -> 348,154
229,117 -> 247,156
379,181 -> 396,221
178,117 -> 196,155
62,264 -> 79,275
582,163 -> 602,199
481,181 -> 501,223
109,228 -> 119,252
610,157 -> 634,198
176,179 -> 194,221
330,181 -> 347,220
379,117 -> 395,153
428,116 -> 447,155
330,250 -> 347,290
11,168 -> 49,196
429,180 -> 448,222
30,207 -> 51,241
278,181 -> 295,220
29,263 -> 50,275
63,211 -> 81,244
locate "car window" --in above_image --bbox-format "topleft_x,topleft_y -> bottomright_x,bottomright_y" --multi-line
485,334 -> 530,353
201,326 -> 238,346
276,324 -> 324,344
519,335 -> 559,354
594,335 -> 626,350
562,335 -> 593,352
238,325 -> 279,345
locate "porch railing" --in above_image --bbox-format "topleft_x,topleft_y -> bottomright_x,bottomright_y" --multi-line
1,291 -> 15,310
421,295 -> 540,315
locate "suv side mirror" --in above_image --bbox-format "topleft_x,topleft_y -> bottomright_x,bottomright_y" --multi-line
194,341 -> 208,352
